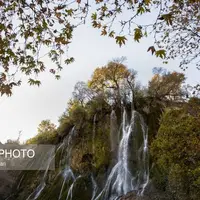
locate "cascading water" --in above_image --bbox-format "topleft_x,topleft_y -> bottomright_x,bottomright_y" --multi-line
91,174 -> 98,200
26,149 -> 55,200
66,175 -> 82,200
26,127 -> 76,200
56,127 -> 77,200
58,167 -> 75,200
24,108 -> 148,200
94,109 -> 149,200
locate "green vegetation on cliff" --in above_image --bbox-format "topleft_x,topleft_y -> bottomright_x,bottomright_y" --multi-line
151,98 -> 200,200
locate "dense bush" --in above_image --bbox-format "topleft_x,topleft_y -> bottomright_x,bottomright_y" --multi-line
26,130 -> 58,144
151,102 -> 200,200
57,114 -> 74,138
26,120 -> 59,144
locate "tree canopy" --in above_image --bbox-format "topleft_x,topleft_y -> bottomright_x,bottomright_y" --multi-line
27,120 -> 58,144
0,0 -> 200,96
88,59 -> 137,107
148,67 -> 186,101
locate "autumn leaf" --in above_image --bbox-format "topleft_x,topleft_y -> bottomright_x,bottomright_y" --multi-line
50,69 -> 56,74
159,13 -> 173,26
101,29 -> 107,36
0,84 -> 12,96
92,21 -> 101,29
55,12 -> 61,18
144,0 -> 151,5
0,73 -> 6,81
147,46 -> 156,55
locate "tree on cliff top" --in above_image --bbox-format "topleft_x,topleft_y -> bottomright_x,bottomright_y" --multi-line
26,120 -> 58,144
148,67 -> 186,101
88,58 -> 137,107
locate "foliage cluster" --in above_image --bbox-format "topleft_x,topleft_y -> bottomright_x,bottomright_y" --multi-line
151,99 -> 200,199
1,0 -> 200,95
26,120 -> 58,144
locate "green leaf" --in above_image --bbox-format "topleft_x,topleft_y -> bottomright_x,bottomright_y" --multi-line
55,75 -> 61,80
91,13 -> 97,20
109,31 -> 115,38
115,36 -> 127,47
34,68 -> 40,74
66,9 -> 74,16
137,6 -> 145,15
134,28 -> 143,42
156,49 -> 166,59
28,79 -> 41,86
65,57 -> 75,64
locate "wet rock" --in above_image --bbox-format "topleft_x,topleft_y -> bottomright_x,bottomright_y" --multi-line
68,175 -> 93,200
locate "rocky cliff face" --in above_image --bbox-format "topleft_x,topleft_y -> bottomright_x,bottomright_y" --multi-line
119,182 -> 174,200
120,192 -> 173,200
0,171 -> 20,200
0,171 -> 13,199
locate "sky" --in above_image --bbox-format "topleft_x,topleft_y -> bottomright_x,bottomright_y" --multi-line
0,15 -> 199,143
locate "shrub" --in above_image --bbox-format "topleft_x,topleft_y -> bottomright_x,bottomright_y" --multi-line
151,101 -> 200,199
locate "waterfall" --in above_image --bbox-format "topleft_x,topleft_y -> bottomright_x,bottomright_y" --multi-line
26,149 -> 54,200
17,174 -> 25,190
58,167 -> 75,200
58,127 -> 77,200
24,109 -> 149,200
94,109 -> 149,200
26,127 -> 76,200
139,114 -> 149,196
91,174 -> 98,200
66,175 -> 82,200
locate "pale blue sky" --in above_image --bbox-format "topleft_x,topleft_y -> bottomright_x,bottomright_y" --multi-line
0,21 -> 199,143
